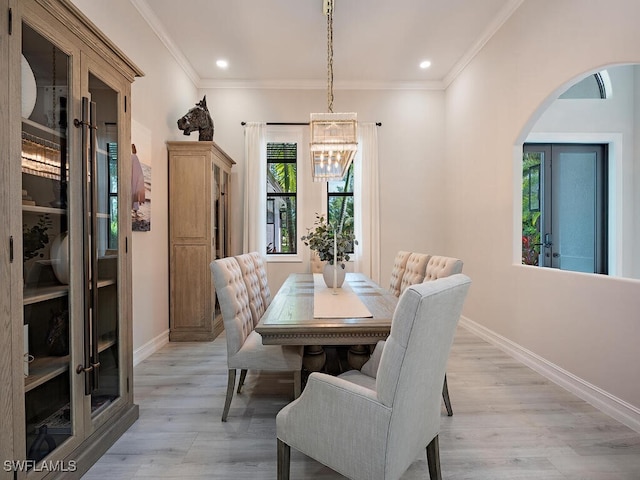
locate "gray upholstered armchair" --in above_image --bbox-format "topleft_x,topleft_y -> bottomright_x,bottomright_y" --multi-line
210,257 -> 302,421
276,274 -> 471,480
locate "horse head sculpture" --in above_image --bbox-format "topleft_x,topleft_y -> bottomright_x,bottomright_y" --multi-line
177,95 -> 214,141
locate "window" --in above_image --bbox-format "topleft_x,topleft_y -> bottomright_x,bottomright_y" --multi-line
266,142 -> 297,255
522,143 -> 607,274
327,163 -> 355,253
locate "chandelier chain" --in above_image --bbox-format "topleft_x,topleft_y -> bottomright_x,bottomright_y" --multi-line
326,0 -> 334,113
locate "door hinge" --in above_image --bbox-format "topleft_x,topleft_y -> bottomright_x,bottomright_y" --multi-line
9,235 -> 13,262
127,377 -> 130,393
126,236 -> 128,253
8,7 -> 12,35
124,95 -> 127,113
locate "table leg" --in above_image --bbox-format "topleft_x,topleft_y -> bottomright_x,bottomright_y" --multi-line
302,345 -> 326,373
347,344 -> 370,370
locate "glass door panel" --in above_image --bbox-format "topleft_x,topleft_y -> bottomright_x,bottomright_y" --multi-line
87,73 -> 121,417
22,22 -> 72,463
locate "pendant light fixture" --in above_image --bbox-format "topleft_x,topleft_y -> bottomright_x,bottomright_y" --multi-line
310,0 -> 357,182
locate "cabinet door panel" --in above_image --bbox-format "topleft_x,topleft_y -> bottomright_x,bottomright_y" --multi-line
170,154 -> 210,241
171,244 -> 211,331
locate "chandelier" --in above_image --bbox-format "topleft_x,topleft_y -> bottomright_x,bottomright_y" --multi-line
310,0 -> 357,182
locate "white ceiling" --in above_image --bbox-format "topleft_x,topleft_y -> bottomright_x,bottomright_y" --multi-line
131,0 -> 521,89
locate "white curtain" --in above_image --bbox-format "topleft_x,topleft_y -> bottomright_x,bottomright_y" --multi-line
243,122 -> 267,253
354,123 -> 380,283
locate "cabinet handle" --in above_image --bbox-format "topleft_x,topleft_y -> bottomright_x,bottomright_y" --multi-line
76,364 -> 93,374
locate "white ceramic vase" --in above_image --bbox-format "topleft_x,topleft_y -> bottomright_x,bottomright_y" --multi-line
50,232 -> 69,284
322,263 -> 345,288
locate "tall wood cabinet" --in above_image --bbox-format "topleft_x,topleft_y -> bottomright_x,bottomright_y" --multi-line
1,1 -> 143,478
168,141 -> 235,341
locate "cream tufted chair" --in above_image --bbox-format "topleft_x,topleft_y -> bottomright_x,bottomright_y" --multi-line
399,252 -> 431,294
249,251 -> 271,307
424,255 -> 463,281
211,257 -> 302,421
310,250 -> 325,274
235,253 -> 266,327
388,250 -> 411,297
276,274 -> 472,480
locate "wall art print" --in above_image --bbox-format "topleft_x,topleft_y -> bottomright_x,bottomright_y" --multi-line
132,120 -> 151,231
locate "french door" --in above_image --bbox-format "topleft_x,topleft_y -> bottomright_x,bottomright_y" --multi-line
522,143 -> 607,274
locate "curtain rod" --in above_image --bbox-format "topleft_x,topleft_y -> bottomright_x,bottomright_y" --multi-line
241,121 -> 381,126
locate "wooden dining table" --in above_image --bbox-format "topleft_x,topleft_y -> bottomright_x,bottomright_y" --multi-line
255,272 -> 398,347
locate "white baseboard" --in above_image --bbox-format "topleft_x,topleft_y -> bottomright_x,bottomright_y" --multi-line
133,329 -> 169,366
459,316 -> 640,434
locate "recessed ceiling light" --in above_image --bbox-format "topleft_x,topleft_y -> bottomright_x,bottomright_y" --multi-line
216,59 -> 229,69
419,60 -> 432,69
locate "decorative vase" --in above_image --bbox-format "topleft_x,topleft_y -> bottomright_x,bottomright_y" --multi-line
322,263 -> 345,288
50,232 -> 69,284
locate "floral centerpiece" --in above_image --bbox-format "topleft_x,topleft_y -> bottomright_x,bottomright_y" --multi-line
301,214 -> 357,288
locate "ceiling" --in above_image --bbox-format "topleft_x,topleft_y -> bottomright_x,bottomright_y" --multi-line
131,0 -> 521,89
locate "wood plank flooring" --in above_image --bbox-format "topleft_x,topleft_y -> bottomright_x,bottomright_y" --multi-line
83,327 -> 640,479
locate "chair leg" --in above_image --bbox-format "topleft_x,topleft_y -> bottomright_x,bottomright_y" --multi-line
426,435 -> 441,480
442,374 -> 453,417
237,369 -> 248,393
221,369 -> 236,422
293,370 -> 302,399
277,438 -> 290,480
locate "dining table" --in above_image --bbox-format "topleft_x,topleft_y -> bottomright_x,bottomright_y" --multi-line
255,272 -> 398,371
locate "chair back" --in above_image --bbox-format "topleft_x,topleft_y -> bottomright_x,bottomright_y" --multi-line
310,251 -> 325,274
399,252 -> 430,293
389,250 -> 411,297
235,253 -> 266,326
424,255 -> 463,281
376,274 -> 471,478
210,257 -> 254,358
249,252 -> 271,307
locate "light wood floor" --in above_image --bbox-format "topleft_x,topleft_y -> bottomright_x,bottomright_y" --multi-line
84,327 -> 640,479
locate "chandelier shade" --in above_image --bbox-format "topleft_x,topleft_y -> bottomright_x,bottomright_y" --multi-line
310,112 -> 357,182
310,0 -> 357,181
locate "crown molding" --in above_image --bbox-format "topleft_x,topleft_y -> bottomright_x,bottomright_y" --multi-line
199,78 -> 445,91
443,0 -> 524,88
130,0 -> 201,86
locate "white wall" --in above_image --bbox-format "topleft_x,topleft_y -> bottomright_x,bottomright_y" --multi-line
200,87 -> 447,291
445,0 -> 640,417
71,0 -> 198,353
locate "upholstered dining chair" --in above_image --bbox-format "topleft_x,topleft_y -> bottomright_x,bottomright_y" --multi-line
310,250 -> 324,274
399,252 -> 431,294
211,257 -> 303,422
388,250 -> 411,297
276,274 -> 471,480
423,255 -> 464,416
248,251 -> 271,307
358,255 -> 465,417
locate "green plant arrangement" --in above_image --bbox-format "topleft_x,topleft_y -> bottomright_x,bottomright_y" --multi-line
301,214 -> 357,268
23,215 -> 52,261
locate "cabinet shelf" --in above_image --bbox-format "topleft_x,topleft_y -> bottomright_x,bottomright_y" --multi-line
22,204 -> 67,215
24,355 -> 70,393
23,284 -> 69,305
22,118 -> 65,139
98,334 -> 117,353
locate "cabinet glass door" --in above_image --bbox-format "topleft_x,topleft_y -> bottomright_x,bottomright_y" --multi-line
21,23 -> 73,463
78,73 -> 121,418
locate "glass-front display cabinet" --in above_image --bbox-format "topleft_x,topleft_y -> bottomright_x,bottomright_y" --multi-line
1,1 -> 143,478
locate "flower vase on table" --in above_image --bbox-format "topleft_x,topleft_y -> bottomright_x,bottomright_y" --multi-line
301,213 -> 358,290
323,262 -> 345,288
